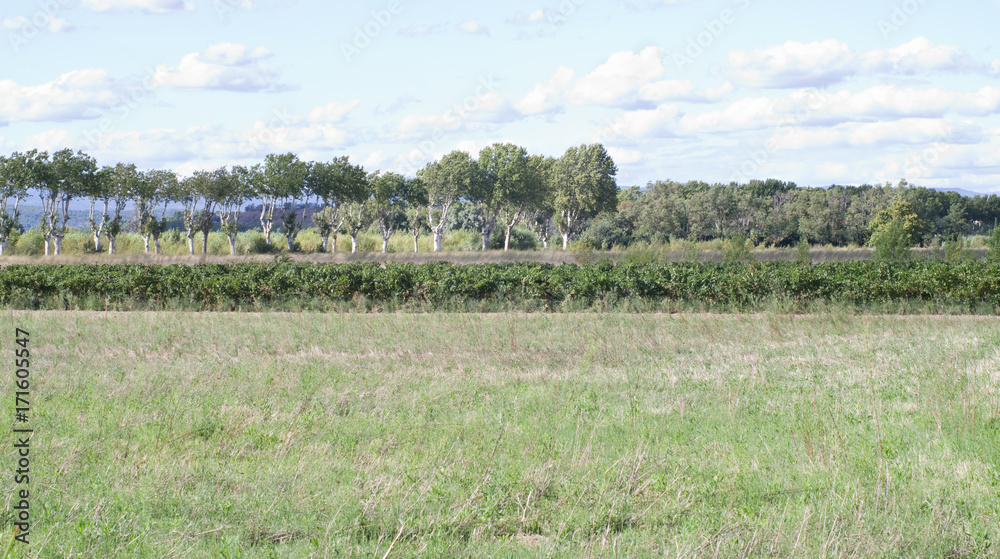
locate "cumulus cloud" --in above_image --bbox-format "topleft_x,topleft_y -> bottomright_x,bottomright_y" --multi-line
729,37 -> 992,88
0,69 -> 131,123
307,99 -> 362,123
457,20 -> 490,36
81,0 -> 193,14
152,43 -> 285,92
396,91 -> 517,139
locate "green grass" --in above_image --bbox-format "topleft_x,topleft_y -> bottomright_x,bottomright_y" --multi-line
2,312 -> 999,557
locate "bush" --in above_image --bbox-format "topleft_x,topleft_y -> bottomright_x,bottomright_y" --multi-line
579,214 -> 631,250
723,233 -> 752,263
794,239 -> 811,264
987,227 -> 1000,262
489,225 -> 537,251
870,219 -> 913,261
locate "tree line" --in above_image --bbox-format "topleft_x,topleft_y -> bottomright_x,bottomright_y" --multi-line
0,144 -> 618,256
589,179 -> 1000,250
2,145 -> 998,258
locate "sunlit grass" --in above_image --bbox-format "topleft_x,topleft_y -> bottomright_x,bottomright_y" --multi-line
1,312 -> 998,556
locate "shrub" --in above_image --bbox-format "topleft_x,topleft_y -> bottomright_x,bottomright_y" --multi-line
723,233 -> 752,263
870,219 -> 913,261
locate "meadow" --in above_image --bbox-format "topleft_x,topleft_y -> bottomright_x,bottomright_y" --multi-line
2,311 -> 998,557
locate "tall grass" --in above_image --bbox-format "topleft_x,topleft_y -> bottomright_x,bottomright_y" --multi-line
2,312 -> 998,557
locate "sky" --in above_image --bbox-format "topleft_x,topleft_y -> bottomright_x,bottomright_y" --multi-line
2,0 -> 1000,192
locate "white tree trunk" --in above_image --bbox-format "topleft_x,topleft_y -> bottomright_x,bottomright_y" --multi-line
331,234 -> 337,253
263,222 -> 272,245
381,237 -> 389,253
154,237 -> 161,254
93,232 -> 101,252
351,234 -> 359,253
433,230 -> 443,252
53,236 -> 63,255
562,233 -> 570,250
108,236 -> 116,255
142,235 -> 151,253
229,236 -> 237,255
286,236 -> 295,252
44,239 -> 50,256
321,234 -> 330,253
413,234 -> 419,253
0,240 -> 6,255
504,225 -> 513,251
187,235 -> 195,255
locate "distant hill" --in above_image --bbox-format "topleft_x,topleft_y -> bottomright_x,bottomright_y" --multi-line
930,187 -> 999,198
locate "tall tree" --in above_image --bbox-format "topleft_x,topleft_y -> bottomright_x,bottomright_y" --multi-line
104,163 -> 140,254
0,153 -> 30,255
479,144 -> 541,251
552,144 -> 618,250
173,175 -> 203,255
262,153 -> 308,249
524,155 -> 557,249
372,171 -> 407,253
45,149 -> 96,255
307,157 -> 364,253
133,169 -> 176,254
404,177 -> 428,253
419,150 -> 475,252
343,170 -> 374,253
87,165 -> 113,252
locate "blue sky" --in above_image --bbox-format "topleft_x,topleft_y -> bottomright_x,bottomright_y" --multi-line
2,0 -> 1000,191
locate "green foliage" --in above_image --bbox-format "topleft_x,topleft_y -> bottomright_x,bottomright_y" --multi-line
868,200 -> 924,247
794,238 -> 811,264
870,219 -> 912,261
6,260 -> 1000,311
723,233 -> 752,263
987,226 -> 1000,262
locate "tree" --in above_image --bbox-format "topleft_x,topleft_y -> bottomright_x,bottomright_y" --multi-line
524,155 -> 556,249
419,150 -> 475,252
260,153 -> 308,247
45,149 -> 96,255
87,166 -> 113,252
404,177 -> 428,253
868,200 -> 924,247
343,170 -> 374,253
104,163 -> 140,254
0,153 -> 31,255
479,143 -> 539,251
173,175 -> 203,254
552,144 -> 618,249
372,171 -> 407,253
307,157 -> 364,253
133,169 -> 176,254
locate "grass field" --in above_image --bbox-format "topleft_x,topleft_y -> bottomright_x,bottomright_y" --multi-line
2,311 -> 999,557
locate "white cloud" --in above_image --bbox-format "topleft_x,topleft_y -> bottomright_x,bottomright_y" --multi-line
0,69 -> 129,123
457,20 -> 490,36
361,150 -> 386,170
729,39 -> 856,88
606,147 -> 642,164
586,104 -> 680,141
571,46 -> 665,104
152,43 -> 283,92
396,91 -> 517,138
81,0 -> 193,14
515,67 -> 575,114
307,99 -> 362,123
1,14 -> 74,33
729,37 -> 992,89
